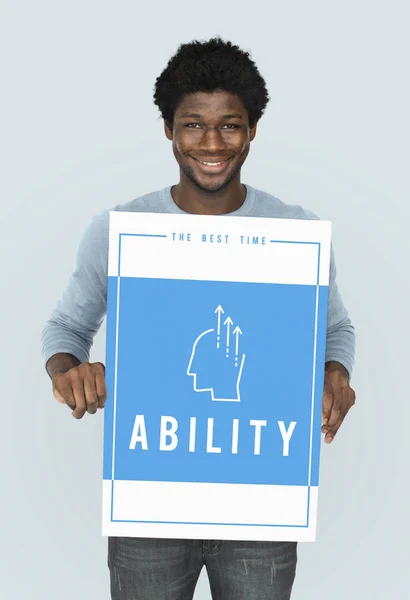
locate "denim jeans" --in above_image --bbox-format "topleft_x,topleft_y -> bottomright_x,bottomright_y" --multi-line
108,537 -> 297,599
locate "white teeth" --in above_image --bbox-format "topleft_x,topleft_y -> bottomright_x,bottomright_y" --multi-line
199,160 -> 224,166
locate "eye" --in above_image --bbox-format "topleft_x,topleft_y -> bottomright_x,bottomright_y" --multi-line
186,123 -> 202,129
222,124 -> 239,130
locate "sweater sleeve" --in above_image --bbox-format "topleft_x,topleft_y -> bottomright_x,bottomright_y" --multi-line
325,246 -> 356,378
41,211 -> 109,366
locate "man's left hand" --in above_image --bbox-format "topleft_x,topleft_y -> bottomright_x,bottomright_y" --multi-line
322,361 -> 356,444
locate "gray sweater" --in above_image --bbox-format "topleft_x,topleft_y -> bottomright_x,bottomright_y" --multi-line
41,184 -> 356,376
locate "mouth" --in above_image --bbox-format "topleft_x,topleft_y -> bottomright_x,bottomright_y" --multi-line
189,155 -> 234,174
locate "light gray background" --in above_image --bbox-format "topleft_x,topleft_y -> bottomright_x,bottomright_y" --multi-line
1,1 -> 409,598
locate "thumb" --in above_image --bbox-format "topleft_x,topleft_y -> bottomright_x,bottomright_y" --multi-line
53,388 -> 65,403
52,377 -> 66,404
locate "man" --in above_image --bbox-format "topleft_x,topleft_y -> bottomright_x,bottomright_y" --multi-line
42,37 -> 356,600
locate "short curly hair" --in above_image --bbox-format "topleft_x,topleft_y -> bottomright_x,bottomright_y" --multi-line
154,37 -> 270,127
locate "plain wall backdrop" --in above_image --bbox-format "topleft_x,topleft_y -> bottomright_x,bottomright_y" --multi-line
1,1 -> 409,598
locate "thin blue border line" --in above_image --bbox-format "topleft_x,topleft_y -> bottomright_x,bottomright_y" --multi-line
120,233 -> 168,239
269,239 -> 321,528
269,240 -> 319,245
110,232 -> 167,523
110,493 -> 311,528
110,233 -> 124,523
110,236 -> 322,529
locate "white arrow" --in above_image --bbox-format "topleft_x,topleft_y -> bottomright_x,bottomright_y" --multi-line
214,305 -> 224,348
233,326 -> 243,366
224,316 -> 233,356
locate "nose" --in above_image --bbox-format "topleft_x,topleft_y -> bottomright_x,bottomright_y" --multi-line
198,127 -> 226,153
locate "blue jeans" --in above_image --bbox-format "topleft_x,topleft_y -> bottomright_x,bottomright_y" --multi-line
108,537 -> 297,599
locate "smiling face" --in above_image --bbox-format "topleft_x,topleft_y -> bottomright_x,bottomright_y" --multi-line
165,91 -> 257,193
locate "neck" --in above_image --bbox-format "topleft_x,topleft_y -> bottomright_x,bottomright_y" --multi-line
171,173 -> 246,215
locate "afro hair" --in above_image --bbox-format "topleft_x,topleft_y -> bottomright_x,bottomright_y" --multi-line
153,37 -> 270,127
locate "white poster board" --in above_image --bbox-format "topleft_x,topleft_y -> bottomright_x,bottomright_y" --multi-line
102,211 -> 331,542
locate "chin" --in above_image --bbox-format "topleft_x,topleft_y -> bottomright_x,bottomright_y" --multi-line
197,181 -> 229,193
191,174 -> 235,193
182,163 -> 239,193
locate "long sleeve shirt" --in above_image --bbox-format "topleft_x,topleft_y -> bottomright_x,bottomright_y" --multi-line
41,184 -> 355,377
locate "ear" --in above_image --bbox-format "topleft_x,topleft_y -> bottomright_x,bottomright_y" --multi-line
249,122 -> 257,142
164,120 -> 173,140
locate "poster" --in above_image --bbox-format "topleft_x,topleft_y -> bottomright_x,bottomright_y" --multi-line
102,211 -> 331,542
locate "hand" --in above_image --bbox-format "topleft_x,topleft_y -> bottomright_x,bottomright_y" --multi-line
52,362 -> 107,419
322,361 -> 356,444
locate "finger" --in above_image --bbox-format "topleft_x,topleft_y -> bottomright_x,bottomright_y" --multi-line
322,375 -> 333,425
324,383 -> 350,440
326,404 -> 343,431
325,387 -> 354,440
324,413 -> 344,443
94,365 -> 107,408
70,373 -> 87,419
83,374 -> 98,415
325,372 -> 345,429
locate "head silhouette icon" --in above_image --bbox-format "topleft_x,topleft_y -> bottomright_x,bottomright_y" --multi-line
187,325 -> 246,402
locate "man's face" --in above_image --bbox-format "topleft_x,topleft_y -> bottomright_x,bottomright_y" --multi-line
165,91 -> 257,193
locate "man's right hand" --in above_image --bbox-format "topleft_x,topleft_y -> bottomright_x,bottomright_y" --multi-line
52,362 -> 107,419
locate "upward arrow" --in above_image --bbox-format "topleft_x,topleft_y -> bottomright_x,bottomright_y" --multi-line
214,305 -> 224,348
224,316 -> 233,356
233,326 -> 243,365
